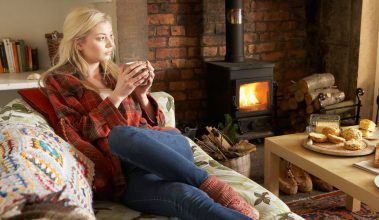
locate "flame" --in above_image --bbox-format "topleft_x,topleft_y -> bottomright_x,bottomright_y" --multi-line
240,83 -> 260,107
239,81 -> 269,111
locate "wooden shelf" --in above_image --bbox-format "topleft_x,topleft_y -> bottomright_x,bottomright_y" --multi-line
0,71 -> 44,91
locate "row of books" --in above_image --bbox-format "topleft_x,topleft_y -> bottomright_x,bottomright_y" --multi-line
0,38 -> 39,73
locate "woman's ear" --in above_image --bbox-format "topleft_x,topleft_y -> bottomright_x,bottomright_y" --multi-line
74,38 -> 83,51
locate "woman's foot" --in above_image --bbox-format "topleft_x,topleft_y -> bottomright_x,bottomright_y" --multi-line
199,176 -> 259,219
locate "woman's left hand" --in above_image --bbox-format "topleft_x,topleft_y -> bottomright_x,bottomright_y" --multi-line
134,60 -> 155,97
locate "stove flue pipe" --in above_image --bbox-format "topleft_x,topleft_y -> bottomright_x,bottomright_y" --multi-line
225,0 -> 244,63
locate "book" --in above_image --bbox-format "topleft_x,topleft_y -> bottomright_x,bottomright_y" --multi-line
31,48 -> 39,70
3,38 -> 15,73
353,159 -> 379,175
27,45 -> 32,71
0,52 -> 3,73
0,42 -> 7,72
18,40 -> 27,72
16,42 -> 23,72
0,42 -> 9,72
11,41 -> 20,72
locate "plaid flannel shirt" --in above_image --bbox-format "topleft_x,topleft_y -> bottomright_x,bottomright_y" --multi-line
44,63 -> 166,198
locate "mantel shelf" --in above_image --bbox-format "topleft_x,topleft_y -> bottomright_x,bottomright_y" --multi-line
0,71 -> 44,91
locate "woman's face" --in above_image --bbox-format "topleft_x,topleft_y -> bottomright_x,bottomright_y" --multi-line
77,21 -> 114,63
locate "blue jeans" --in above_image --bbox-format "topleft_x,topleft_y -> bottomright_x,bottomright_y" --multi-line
108,126 -> 251,220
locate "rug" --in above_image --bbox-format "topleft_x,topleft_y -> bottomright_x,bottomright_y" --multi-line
285,191 -> 379,219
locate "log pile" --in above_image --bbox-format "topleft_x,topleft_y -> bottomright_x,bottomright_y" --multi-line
279,73 -> 354,132
195,126 -> 256,161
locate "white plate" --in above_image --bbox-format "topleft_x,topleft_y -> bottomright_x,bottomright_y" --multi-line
365,128 -> 379,140
375,176 -> 379,188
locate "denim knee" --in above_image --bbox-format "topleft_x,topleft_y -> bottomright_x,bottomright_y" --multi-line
108,125 -> 131,156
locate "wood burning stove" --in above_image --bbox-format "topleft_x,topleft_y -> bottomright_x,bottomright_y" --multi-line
206,60 -> 275,139
206,0 -> 276,139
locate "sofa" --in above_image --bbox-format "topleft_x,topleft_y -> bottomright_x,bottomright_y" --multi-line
0,91 -> 303,220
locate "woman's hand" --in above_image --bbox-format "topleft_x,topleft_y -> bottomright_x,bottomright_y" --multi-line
134,60 -> 155,97
108,61 -> 150,107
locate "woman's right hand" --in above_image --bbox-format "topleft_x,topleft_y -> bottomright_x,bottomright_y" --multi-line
109,61 -> 149,107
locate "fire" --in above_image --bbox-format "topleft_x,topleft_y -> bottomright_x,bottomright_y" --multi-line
240,84 -> 260,107
239,82 -> 269,111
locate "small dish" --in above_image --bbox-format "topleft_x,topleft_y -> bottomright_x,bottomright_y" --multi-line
306,114 -> 340,133
375,175 -> 379,188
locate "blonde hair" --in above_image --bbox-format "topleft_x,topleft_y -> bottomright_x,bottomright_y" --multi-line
41,7 -> 120,88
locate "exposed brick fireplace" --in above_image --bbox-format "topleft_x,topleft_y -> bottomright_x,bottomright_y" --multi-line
113,0 -> 364,183
115,0 -> 362,128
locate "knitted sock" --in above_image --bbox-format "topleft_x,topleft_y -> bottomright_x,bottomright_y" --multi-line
199,175 -> 259,219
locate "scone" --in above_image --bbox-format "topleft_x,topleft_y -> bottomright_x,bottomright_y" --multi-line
309,132 -> 327,143
322,127 -> 341,136
341,128 -> 362,141
359,119 -> 376,132
327,134 -> 345,144
343,139 -> 364,151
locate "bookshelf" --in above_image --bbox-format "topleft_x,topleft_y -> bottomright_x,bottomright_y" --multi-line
0,71 -> 43,91
0,0 -> 117,106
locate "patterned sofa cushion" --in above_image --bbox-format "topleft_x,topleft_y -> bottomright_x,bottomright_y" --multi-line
150,92 -> 175,128
0,99 -> 95,219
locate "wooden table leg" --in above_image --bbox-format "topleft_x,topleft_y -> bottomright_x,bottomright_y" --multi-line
264,143 -> 280,196
345,195 -> 361,212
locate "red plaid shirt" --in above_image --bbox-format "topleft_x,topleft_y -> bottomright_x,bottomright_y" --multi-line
44,63 -> 167,198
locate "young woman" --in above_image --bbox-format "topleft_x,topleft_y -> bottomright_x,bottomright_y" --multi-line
42,7 -> 259,220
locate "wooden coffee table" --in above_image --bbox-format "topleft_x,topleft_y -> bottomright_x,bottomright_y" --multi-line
264,133 -> 379,212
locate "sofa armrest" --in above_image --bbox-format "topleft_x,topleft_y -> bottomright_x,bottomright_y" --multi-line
150,92 -> 176,128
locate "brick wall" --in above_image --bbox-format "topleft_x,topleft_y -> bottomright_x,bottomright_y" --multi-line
203,0 -> 308,93
148,0 -> 308,125
147,0 -> 205,124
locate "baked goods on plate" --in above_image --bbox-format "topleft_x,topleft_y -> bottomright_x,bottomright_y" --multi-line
327,134 -> 345,144
344,139 -> 365,151
341,127 -> 362,141
359,119 -> 376,132
309,132 -> 327,143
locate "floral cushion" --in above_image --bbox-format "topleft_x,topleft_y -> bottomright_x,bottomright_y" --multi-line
0,99 -> 95,218
150,92 -> 175,127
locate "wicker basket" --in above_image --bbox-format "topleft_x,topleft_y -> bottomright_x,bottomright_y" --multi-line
45,31 -> 63,66
220,153 -> 251,177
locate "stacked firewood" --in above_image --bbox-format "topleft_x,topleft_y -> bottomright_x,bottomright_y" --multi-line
279,73 -> 354,131
195,127 -> 256,161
